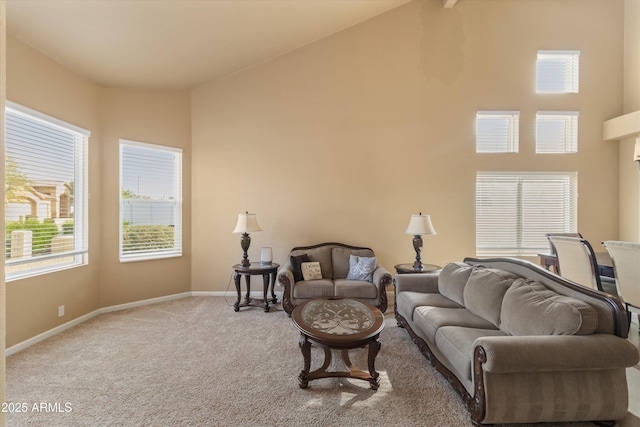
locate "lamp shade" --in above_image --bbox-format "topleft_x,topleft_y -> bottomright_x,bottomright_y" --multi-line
232,212 -> 262,234
405,213 -> 436,236
635,138 -> 640,162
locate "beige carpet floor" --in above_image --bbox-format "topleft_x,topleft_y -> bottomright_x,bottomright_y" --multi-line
4,296 -> 633,427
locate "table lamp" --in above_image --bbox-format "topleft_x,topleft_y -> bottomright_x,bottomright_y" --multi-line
232,211 -> 262,267
405,213 -> 436,271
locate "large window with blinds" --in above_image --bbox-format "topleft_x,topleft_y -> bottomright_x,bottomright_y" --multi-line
476,111 -> 520,153
536,50 -> 580,94
119,139 -> 182,262
5,102 -> 89,280
476,172 -> 577,256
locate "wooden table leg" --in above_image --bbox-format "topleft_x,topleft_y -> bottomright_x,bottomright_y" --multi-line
298,334 -> 312,389
270,271 -> 278,304
262,273 -> 270,312
367,336 -> 381,390
244,275 -> 251,304
233,272 -> 241,312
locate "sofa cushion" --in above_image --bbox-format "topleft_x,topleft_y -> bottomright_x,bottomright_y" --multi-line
301,262 -> 322,281
290,254 -> 309,282
438,262 -> 474,306
292,279 -> 335,299
435,326 -> 507,385
332,247 -> 375,279
334,279 -> 378,299
396,291 -> 463,321
346,255 -> 376,282
290,246 -> 333,279
413,306 -> 497,343
500,278 -> 599,336
463,267 -> 518,327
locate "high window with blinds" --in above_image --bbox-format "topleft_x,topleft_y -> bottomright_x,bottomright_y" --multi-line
536,111 -> 579,153
119,139 -> 182,261
536,50 -> 580,93
476,172 -> 577,256
476,111 -> 520,153
5,102 -> 89,280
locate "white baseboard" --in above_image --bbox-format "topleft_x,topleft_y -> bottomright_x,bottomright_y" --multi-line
5,290 -> 284,357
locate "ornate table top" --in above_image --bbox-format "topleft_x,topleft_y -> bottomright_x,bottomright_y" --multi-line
301,299 -> 375,335
292,298 -> 384,345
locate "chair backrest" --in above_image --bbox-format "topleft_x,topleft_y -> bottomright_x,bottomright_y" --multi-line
602,241 -> 640,309
545,232 -> 583,255
548,236 -> 602,291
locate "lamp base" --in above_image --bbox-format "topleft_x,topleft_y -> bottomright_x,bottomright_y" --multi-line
412,235 -> 424,271
240,233 -> 251,267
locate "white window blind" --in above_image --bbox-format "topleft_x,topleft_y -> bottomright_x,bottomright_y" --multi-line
536,50 -> 580,93
5,101 -> 89,281
536,111 -> 578,153
119,139 -> 182,261
476,172 -> 577,256
476,111 -> 519,153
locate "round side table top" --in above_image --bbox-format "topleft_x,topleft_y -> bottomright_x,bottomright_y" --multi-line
232,262 -> 279,274
394,263 -> 441,274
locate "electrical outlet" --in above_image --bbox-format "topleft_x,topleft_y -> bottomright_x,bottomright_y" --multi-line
58,305 -> 65,317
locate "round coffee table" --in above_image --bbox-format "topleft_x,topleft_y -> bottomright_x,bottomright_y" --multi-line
291,298 -> 385,390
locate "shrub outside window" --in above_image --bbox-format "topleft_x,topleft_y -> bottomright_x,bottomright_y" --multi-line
119,139 -> 182,262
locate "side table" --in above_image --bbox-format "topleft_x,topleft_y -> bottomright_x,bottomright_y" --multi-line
232,262 -> 280,312
394,263 -> 441,274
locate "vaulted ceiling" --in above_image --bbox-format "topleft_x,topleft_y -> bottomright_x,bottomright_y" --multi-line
6,0 -> 421,89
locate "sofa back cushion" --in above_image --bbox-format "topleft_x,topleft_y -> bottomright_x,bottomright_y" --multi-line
437,262 -> 474,306
463,267 -> 517,327
501,278 -> 599,335
332,247 -> 375,279
290,246 -> 333,279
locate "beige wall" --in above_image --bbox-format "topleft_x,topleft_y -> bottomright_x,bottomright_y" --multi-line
619,0 -> 640,241
191,0 -> 625,291
6,37 -> 102,347
5,38 -> 192,346
97,88 -> 192,307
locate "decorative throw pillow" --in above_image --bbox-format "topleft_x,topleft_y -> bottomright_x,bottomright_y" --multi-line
346,255 -> 376,282
290,254 -> 310,282
301,262 -> 323,281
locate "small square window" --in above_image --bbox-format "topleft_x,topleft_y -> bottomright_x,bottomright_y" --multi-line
537,50 -> 580,93
476,111 -> 520,153
536,111 -> 579,153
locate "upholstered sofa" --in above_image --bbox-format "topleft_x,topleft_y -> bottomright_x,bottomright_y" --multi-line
277,242 -> 392,315
394,257 -> 639,426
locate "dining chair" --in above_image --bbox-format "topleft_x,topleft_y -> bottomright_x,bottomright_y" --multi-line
545,232 -> 583,255
602,241 -> 640,328
547,236 -> 618,295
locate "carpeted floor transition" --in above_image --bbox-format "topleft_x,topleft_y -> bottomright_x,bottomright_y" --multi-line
4,296 -> 632,427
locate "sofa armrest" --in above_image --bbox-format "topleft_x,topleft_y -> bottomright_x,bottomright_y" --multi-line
372,266 -> 392,313
373,266 -> 392,288
475,334 -> 640,373
394,272 -> 439,294
277,263 -> 295,315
